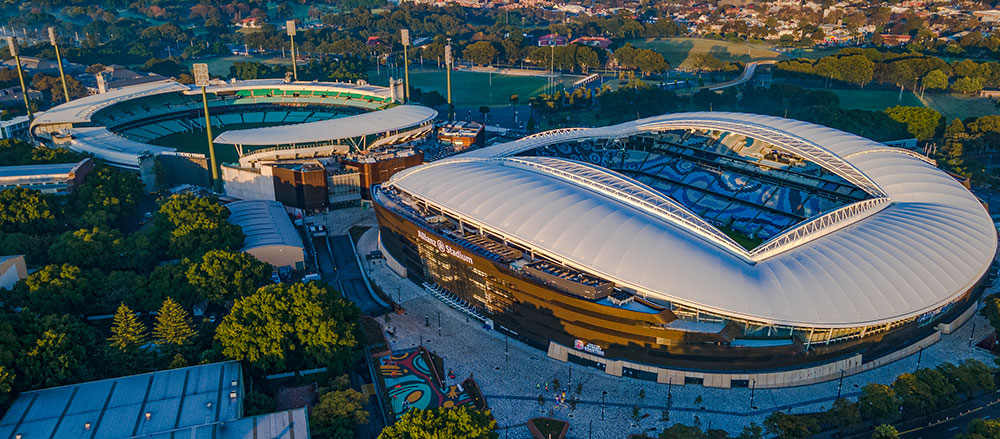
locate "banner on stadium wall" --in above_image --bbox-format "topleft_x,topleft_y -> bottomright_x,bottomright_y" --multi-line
574,339 -> 605,356
417,229 -> 473,265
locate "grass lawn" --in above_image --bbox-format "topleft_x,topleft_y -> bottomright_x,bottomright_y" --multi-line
367,67 -> 579,107
919,93 -> 999,121
824,88 -> 923,111
184,55 -> 291,78
630,37 -> 782,68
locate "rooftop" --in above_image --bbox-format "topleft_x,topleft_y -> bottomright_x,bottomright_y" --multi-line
0,158 -> 90,179
226,200 -> 304,252
213,105 -> 437,146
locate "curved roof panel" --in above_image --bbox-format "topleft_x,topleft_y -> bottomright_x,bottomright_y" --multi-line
387,113 -> 996,328
226,200 -> 303,251
213,105 -> 436,146
30,80 -> 188,127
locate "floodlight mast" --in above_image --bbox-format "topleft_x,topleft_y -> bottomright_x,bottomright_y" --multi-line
48,28 -> 71,103
193,63 -> 220,192
445,39 -> 453,121
401,29 -> 410,104
286,20 -> 297,81
6,36 -> 32,121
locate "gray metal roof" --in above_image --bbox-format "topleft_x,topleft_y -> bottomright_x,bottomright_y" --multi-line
30,80 -> 188,127
0,362 -> 243,439
226,200 -> 304,252
0,160 -> 87,179
213,105 -> 437,146
387,113 -> 998,328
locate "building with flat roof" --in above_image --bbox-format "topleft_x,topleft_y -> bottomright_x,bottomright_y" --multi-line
227,200 -> 305,269
0,158 -> 94,194
0,255 -> 27,290
222,159 -> 362,210
437,121 -> 485,150
0,115 -> 30,140
0,361 -> 309,439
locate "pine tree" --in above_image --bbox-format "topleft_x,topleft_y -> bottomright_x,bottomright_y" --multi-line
153,297 -> 196,346
108,303 -> 147,351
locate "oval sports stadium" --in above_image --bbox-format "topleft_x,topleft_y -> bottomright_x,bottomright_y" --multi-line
372,112 -> 998,388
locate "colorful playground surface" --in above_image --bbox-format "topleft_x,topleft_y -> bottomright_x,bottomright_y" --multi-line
378,348 -> 474,420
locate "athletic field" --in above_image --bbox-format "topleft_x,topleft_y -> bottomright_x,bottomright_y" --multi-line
919,93 -> 999,121
147,122 -> 284,164
826,88 -> 923,111
367,66 -> 579,107
630,38 -> 782,68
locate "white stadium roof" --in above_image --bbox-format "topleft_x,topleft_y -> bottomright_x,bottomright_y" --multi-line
213,105 -> 437,146
30,80 -> 188,127
226,200 -> 304,252
386,112 -> 997,328
68,127 -> 174,167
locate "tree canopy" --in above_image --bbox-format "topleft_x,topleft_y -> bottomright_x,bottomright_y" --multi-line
186,250 -> 271,304
378,406 -> 498,439
215,282 -> 359,371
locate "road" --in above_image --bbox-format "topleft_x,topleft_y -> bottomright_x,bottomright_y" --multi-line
705,60 -> 776,91
314,234 -> 389,316
900,398 -> 1000,439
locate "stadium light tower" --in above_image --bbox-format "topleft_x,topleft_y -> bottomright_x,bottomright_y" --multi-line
48,28 -> 70,103
6,36 -> 32,121
286,20 -> 297,81
193,63 -> 220,193
445,39 -> 453,121
400,29 -> 410,103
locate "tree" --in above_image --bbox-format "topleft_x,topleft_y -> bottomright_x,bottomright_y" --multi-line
952,76 -> 985,94
959,418 -> 1000,439
153,297 -> 196,346
893,368 -> 956,417
738,423 -> 763,439
576,46 -> 600,73
145,263 -> 199,309
215,282 -> 359,371
16,264 -> 90,315
938,359 -> 995,399
884,106 -> 941,141
157,194 -> 243,258
49,228 -> 124,271
186,250 -> 271,304
921,69 -> 949,91
0,187 -> 57,233
859,383 -> 900,423
230,61 -> 273,80
764,412 -> 819,439
872,424 -> 899,439
462,41 -> 498,66
945,118 -> 966,139
378,406 -> 497,439
109,303 -> 147,351
311,388 -> 370,438
659,423 -> 705,439
17,314 -> 95,390
71,166 -> 144,229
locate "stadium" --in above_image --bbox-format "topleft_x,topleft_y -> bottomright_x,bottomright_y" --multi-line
29,78 -> 436,191
373,112 -> 998,387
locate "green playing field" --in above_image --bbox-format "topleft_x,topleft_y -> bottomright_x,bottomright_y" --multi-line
629,37 -> 783,68
367,66 -> 580,107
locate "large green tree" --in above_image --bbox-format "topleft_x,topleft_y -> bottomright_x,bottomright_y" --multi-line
15,264 -> 90,315
17,314 -> 96,390
893,368 -> 956,417
859,383 -> 900,423
215,282 -> 359,371
0,188 -> 58,233
186,250 -> 271,304
48,228 -> 124,271
763,412 -> 819,439
462,41 -> 498,66
958,418 -> 1000,439
884,106 -> 941,141
108,303 -> 147,351
311,384 -> 370,439
378,406 -> 497,439
153,297 -> 196,347
157,194 -> 243,258
71,166 -> 144,229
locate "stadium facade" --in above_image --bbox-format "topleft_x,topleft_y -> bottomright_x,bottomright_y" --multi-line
29,78 -> 435,194
373,112 -> 997,387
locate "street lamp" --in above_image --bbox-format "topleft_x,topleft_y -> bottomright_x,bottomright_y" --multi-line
445,39 -> 453,121
749,379 -> 756,410
836,369 -> 845,401
601,391 -> 607,420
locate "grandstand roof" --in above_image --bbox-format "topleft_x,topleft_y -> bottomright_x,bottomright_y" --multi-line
226,200 -> 304,252
67,127 -> 174,167
196,78 -> 392,97
30,80 -> 188,128
386,113 -> 997,328
213,105 -> 436,146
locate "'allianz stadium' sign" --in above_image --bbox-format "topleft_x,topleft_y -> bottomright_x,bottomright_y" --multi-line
418,229 -> 474,265
575,339 -> 605,356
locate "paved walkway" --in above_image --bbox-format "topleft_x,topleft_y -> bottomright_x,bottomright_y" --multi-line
350,210 -> 998,437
